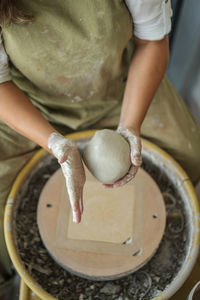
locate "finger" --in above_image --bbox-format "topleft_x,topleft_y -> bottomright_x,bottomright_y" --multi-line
79,189 -> 84,214
128,164 -> 139,177
72,201 -> 81,223
103,165 -> 138,188
113,165 -> 138,188
102,183 -> 114,188
131,152 -> 142,167
129,137 -> 142,166
69,190 -> 81,223
58,154 -> 68,164
113,173 -> 134,188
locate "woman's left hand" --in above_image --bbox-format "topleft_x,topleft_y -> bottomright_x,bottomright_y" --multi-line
103,125 -> 142,188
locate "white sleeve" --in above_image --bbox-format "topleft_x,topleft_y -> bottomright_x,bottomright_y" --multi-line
0,32 -> 11,83
125,0 -> 173,41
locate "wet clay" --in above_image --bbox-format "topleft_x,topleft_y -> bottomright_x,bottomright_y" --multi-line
82,129 -> 131,184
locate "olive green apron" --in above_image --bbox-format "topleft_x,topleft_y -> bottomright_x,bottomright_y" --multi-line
0,0 -> 200,296
2,0 -> 133,130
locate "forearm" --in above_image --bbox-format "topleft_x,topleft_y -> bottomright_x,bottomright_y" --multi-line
119,35 -> 169,135
0,81 -> 57,151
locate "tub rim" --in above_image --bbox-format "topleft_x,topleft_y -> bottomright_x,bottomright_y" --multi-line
4,129 -> 200,300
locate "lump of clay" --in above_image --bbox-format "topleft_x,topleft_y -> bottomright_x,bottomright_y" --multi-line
82,129 -> 131,184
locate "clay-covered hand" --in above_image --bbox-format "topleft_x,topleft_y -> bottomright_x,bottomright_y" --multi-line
48,132 -> 86,223
104,125 -> 142,188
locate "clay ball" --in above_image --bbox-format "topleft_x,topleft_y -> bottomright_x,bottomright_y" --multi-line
82,129 -> 131,184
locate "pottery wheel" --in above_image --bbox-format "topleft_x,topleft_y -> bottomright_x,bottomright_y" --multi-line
37,166 -> 166,280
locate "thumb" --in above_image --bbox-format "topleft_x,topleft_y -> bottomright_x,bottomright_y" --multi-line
128,135 -> 142,166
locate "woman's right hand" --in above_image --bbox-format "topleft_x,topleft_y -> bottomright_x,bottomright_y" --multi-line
48,132 -> 86,223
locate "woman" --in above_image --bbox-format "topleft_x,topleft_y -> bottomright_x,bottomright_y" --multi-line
0,0 -> 199,297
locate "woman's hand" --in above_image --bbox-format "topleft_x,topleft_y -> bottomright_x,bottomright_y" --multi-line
103,125 -> 142,188
48,132 -> 86,223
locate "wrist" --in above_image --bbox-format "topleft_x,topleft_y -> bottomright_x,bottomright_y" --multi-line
117,123 -> 141,136
48,132 -> 77,164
